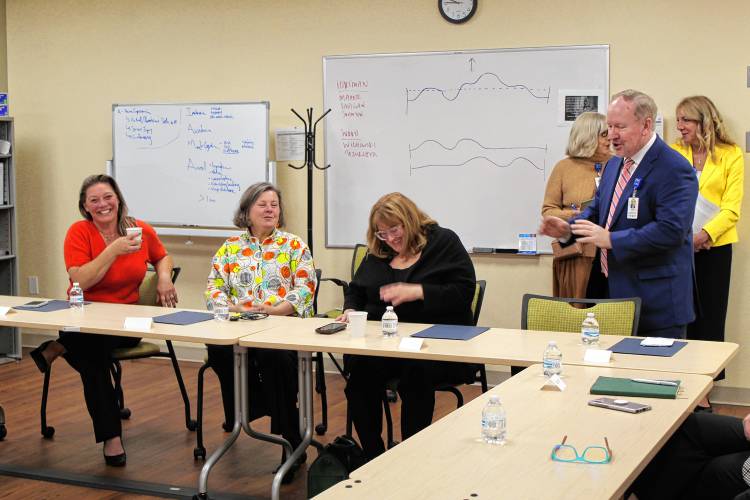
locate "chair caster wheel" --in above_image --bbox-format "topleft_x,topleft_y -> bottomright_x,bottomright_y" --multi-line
0,424 -> 6,440
193,447 -> 206,460
193,493 -> 209,499
187,419 -> 198,431
120,408 -> 131,419
42,426 -> 55,439
222,422 -> 232,432
315,423 -> 327,436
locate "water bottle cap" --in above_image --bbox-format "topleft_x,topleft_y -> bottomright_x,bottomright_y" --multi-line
386,306 -> 394,311
587,312 -> 595,317
73,282 -> 79,287
548,340 -> 557,346
489,395 -> 501,404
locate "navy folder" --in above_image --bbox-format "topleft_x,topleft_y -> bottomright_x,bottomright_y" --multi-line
153,311 -> 214,326
411,325 -> 489,341
14,299 -> 88,312
608,337 -> 687,357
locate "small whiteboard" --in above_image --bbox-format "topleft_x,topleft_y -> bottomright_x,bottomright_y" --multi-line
324,46 -> 609,251
113,102 -> 269,228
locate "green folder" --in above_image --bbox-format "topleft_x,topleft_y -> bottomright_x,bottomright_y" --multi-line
590,376 -> 680,399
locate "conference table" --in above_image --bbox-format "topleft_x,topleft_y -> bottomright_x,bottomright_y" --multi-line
235,317 -> 737,500
0,296 -> 739,500
0,295 -> 287,499
314,364 -> 712,500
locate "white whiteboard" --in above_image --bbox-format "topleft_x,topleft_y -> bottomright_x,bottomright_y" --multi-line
113,102 -> 269,228
324,46 -> 609,251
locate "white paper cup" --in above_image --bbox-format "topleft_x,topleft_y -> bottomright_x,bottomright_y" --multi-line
126,226 -> 143,246
348,311 -> 367,338
0,140 -> 10,155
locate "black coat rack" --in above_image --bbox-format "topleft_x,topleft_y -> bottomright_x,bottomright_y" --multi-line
287,107 -> 332,256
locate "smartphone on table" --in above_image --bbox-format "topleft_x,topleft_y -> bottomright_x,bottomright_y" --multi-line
588,397 -> 651,414
20,300 -> 50,309
315,322 -> 347,335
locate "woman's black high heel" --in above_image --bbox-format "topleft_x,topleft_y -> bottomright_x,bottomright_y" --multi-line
104,450 -> 127,467
29,340 -> 53,373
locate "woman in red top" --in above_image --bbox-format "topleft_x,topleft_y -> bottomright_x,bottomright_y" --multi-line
29,174 -> 176,466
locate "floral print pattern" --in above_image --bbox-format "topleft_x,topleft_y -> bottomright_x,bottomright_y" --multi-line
206,229 -> 316,317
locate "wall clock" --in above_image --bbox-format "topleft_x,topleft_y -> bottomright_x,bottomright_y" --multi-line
438,0 -> 478,24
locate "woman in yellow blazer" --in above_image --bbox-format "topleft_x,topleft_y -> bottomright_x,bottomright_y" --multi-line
672,96 -> 744,404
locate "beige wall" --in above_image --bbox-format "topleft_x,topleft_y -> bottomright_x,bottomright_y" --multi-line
6,1 -> 750,392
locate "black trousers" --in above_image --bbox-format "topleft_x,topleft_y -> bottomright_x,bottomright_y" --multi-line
58,331 -> 140,443
632,413 -> 750,500
206,345 -> 301,448
345,355 -> 473,461
689,244 -> 732,380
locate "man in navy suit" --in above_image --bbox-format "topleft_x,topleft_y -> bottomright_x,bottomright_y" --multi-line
540,89 -> 698,338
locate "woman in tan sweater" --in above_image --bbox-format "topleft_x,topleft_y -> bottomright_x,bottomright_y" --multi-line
542,112 -> 610,298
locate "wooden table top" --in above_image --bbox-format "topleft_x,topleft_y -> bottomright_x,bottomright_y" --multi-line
0,295 -> 283,345
239,317 -> 737,377
315,364 -> 712,500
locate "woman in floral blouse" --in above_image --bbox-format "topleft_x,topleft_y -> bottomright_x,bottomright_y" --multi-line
205,182 -> 316,483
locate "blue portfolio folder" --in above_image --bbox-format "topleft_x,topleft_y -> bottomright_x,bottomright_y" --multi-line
608,337 -> 687,357
411,325 -> 489,341
14,299 -> 89,312
153,311 -> 214,326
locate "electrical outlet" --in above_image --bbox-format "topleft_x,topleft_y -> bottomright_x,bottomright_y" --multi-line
28,276 -> 39,295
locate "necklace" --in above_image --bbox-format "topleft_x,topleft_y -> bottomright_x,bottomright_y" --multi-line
692,150 -> 707,170
98,229 -> 118,243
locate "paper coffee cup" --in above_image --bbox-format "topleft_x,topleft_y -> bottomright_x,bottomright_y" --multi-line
126,227 -> 143,244
348,311 -> 367,338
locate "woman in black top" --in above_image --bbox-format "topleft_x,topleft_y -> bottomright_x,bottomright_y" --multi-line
338,192 -> 476,461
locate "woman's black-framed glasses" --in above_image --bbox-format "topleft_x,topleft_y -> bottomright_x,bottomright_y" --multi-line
551,435 -> 612,464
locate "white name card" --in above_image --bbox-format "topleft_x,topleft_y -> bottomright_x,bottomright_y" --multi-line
0,306 -> 10,316
546,373 -> 567,391
124,317 -> 153,331
584,348 -> 612,364
640,337 -> 675,347
398,337 -> 423,352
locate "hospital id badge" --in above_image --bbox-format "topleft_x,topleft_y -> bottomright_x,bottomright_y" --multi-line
627,197 -> 639,219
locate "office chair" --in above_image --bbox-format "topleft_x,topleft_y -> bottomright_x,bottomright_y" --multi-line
40,266 -> 195,438
0,405 -> 5,440
513,294 -> 642,376
312,245 -> 368,436
521,294 -> 641,335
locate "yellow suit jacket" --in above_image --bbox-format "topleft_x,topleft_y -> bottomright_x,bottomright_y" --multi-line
671,142 -> 744,246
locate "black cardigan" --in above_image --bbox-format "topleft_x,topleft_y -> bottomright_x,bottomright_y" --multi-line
344,225 -> 476,325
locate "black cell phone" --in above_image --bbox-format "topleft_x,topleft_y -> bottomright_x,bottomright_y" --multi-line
588,397 -> 651,414
240,312 -> 269,321
315,322 -> 347,335
22,300 -> 50,308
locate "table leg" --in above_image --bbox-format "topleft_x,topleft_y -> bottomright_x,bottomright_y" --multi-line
196,345 -> 246,498
197,345 -> 295,499
270,351 -> 313,500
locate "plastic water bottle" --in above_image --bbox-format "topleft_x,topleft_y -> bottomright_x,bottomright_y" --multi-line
543,341 -> 562,377
581,312 -> 600,346
381,306 -> 398,337
481,395 -> 507,445
213,299 -> 230,321
69,282 -> 84,311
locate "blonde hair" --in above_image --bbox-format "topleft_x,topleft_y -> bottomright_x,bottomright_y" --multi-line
676,95 -> 735,156
366,193 -> 436,258
611,89 -> 657,124
566,112 -> 607,158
